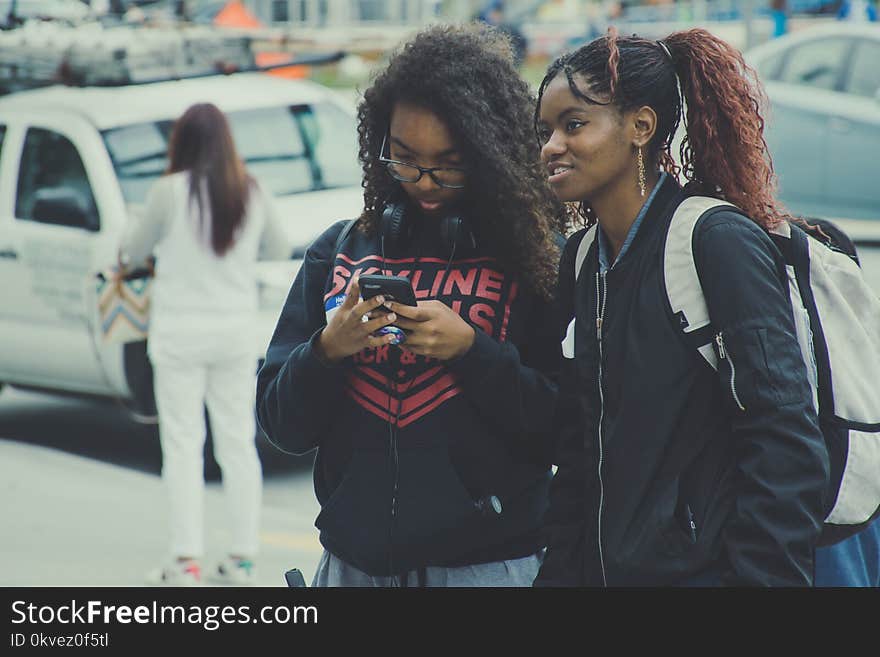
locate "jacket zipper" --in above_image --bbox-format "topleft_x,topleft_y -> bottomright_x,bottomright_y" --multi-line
595,271 -> 608,586
390,430 -> 399,579
715,332 -> 745,412
388,378 -> 401,584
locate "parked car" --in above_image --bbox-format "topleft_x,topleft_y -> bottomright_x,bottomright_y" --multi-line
745,22 -> 880,294
746,23 -> 880,222
0,71 -> 362,429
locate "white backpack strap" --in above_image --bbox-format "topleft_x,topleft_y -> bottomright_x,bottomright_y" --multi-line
562,224 -> 599,360
664,196 -> 737,371
574,224 -> 598,282
768,220 -> 791,239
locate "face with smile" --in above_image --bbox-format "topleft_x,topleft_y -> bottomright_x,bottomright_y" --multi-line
537,74 -> 636,205
387,101 -> 467,218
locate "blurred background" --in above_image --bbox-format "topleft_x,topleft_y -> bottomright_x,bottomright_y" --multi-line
0,0 -> 877,586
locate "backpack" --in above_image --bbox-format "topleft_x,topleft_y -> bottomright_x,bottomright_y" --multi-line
571,196 -> 880,545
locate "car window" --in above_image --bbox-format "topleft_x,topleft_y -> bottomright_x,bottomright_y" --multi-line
845,39 -> 880,98
102,102 -> 360,204
754,50 -> 785,82
777,38 -> 850,91
15,127 -> 99,230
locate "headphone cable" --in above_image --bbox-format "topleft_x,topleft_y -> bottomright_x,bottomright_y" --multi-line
380,216 -> 461,587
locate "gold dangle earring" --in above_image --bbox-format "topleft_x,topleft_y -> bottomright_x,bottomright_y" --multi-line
637,147 -> 646,197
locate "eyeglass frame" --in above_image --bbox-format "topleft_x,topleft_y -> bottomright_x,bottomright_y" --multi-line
377,133 -> 468,190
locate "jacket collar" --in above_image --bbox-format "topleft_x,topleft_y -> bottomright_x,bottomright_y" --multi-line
596,173 -> 684,267
598,172 -> 670,272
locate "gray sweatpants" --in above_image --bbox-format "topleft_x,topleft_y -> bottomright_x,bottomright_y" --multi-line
312,549 -> 543,587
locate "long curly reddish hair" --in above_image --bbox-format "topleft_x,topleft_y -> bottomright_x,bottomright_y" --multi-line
536,27 -> 789,230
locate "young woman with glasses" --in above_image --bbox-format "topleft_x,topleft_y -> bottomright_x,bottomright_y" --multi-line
256,23 -> 567,586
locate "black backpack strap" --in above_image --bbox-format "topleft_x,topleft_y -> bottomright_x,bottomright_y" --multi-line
801,217 -> 860,265
321,218 -> 359,295
333,218 -> 358,259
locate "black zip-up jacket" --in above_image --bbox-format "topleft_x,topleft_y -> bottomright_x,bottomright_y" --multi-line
535,177 -> 830,587
257,219 -> 561,576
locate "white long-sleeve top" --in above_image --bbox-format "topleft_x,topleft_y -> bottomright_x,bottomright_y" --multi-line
122,171 -> 289,343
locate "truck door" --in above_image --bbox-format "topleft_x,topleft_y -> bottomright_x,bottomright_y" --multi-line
0,118 -> 120,393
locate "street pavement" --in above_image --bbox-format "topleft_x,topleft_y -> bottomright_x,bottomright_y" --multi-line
0,389 -> 322,587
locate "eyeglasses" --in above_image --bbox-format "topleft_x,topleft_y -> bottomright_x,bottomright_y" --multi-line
378,133 -> 467,190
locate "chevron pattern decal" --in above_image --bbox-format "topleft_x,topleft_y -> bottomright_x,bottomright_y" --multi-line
96,269 -> 152,343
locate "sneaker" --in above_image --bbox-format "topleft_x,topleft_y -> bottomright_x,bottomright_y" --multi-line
208,557 -> 256,586
145,560 -> 201,586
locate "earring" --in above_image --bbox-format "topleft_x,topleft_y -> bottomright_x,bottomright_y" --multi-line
637,147 -> 646,197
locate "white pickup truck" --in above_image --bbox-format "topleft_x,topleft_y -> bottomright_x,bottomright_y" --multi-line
0,72 -> 362,423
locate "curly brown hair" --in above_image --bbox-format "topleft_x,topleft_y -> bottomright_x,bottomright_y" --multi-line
356,23 -> 568,299
536,27 -> 790,231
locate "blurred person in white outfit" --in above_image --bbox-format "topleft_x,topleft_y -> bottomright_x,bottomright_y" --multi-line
121,103 -> 290,585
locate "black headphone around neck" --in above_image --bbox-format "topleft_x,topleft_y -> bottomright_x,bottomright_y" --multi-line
379,198 -> 476,259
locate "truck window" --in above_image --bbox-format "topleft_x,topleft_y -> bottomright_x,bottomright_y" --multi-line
228,105 -> 313,196
294,102 -> 361,191
102,102 -> 360,204
102,120 -> 172,206
15,128 -> 99,231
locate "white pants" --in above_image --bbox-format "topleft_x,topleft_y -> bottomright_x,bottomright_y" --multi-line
149,326 -> 262,559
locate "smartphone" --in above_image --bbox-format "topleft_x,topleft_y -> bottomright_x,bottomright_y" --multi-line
284,568 -> 307,587
357,275 -> 416,346
358,274 -> 417,307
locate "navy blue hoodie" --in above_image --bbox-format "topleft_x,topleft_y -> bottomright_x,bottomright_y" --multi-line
257,217 -> 562,576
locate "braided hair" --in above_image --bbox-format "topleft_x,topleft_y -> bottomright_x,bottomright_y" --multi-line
536,27 -> 790,230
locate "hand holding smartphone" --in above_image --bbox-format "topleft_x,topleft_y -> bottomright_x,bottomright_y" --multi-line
358,275 -> 416,345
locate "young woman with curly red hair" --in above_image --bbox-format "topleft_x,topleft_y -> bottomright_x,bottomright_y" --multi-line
533,28 -> 830,586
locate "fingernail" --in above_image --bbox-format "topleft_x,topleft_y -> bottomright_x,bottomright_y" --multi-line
376,295 -> 385,304
388,313 -> 396,321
